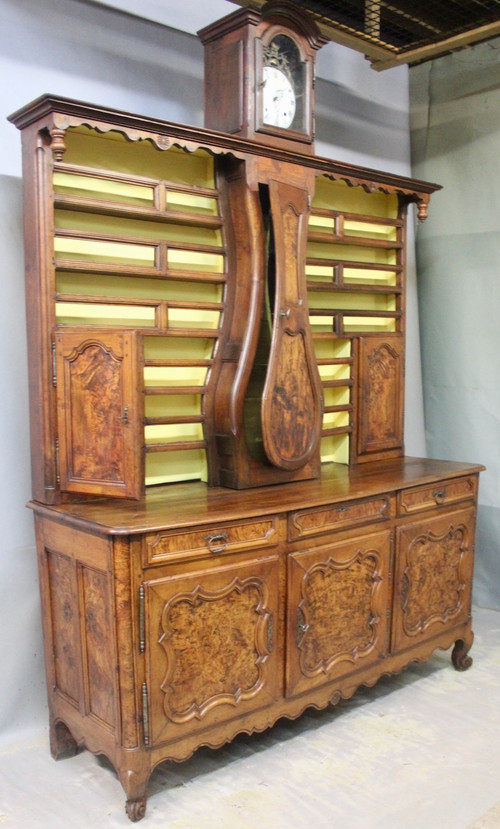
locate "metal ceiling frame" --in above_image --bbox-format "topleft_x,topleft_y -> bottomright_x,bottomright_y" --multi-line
234,0 -> 500,69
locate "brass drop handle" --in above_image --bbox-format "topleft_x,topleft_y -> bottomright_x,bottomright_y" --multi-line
433,488 -> 446,505
204,532 -> 228,554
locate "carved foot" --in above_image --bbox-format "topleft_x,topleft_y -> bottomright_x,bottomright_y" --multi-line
452,637 -> 473,671
50,720 -> 79,760
125,799 -> 147,822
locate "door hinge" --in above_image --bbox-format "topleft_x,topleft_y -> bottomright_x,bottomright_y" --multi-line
388,530 -> 395,581
55,438 -> 60,485
142,681 -> 150,747
52,341 -> 57,387
139,585 -> 145,654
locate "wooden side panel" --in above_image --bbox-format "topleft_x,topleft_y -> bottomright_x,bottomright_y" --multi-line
392,508 -> 476,652
21,125 -> 59,504
287,530 -> 391,697
81,567 -> 116,727
262,179 -> 323,472
36,518 -> 117,732
204,39 -> 244,134
145,555 -> 281,747
356,335 -> 404,461
55,329 -> 143,498
47,551 -> 81,706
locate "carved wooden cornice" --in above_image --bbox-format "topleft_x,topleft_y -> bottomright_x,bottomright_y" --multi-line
9,94 -> 441,220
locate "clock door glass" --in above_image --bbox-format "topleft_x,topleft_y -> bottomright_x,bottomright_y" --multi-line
261,35 -> 305,133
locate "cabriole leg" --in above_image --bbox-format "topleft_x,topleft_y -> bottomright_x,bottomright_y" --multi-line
452,630 -> 474,671
119,767 -> 151,823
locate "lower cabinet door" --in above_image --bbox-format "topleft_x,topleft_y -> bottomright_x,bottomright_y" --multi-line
286,530 -> 391,697
143,554 -> 280,747
392,508 -> 475,652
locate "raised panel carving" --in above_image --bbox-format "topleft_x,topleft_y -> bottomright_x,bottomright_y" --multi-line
46,550 -> 81,706
81,567 -> 116,729
55,330 -> 143,498
357,336 -> 404,459
287,531 -> 391,697
392,508 -> 475,651
145,556 -> 280,746
261,179 -> 323,471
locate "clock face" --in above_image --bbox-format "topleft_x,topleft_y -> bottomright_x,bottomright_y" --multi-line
262,65 -> 296,130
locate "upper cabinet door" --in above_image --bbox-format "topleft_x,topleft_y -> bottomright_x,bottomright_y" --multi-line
55,330 -> 143,499
261,179 -> 323,471
356,335 -> 404,462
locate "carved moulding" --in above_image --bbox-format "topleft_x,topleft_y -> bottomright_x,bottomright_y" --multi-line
6,95 -> 440,211
400,522 -> 469,637
297,550 -> 384,676
158,576 -> 273,723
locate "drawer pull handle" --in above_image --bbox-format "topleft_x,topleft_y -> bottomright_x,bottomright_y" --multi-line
433,489 -> 446,505
204,532 -> 228,554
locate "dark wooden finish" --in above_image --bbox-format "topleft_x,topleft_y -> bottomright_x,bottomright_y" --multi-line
9,85 -> 481,823
199,2 -> 327,152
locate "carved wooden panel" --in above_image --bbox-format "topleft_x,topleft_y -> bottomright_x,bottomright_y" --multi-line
288,495 -> 392,540
356,335 -> 404,460
46,550 -> 81,706
398,476 -> 477,515
81,567 -> 116,729
145,555 -> 280,746
261,179 -> 323,471
55,330 -> 143,498
392,508 -> 475,652
287,530 -> 391,697
143,515 -> 279,566
45,548 -> 116,729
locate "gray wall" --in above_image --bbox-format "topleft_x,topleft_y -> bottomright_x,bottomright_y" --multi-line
0,0 -> 421,747
410,42 -> 500,610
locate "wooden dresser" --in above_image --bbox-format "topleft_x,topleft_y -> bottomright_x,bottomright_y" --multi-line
9,34 -> 482,818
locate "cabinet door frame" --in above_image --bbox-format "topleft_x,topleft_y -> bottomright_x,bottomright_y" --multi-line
392,507 -> 475,653
286,529 -> 392,698
55,328 -> 143,499
143,553 -> 281,748
355,335 -> 404,463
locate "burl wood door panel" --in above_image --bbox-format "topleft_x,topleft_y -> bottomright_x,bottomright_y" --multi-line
144,554 -> 280,747
287,530 -> 391,697
356,335 -> 404,459
55,330 -> 143,498
392,508 -> 475,652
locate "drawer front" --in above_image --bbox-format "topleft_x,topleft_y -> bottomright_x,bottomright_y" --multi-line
398,476 -> 477,516
143,515 -> 279,565
288,495 -> 392,541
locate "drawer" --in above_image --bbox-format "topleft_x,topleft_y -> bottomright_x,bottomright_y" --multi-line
288,495 -> 392,541
398,476 -> 477,516
143,515 -> 279,565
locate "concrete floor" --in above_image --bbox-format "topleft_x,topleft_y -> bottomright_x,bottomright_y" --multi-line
1,606 -> 499,829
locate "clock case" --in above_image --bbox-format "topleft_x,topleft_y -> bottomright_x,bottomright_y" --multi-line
199,2 -> 327,153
